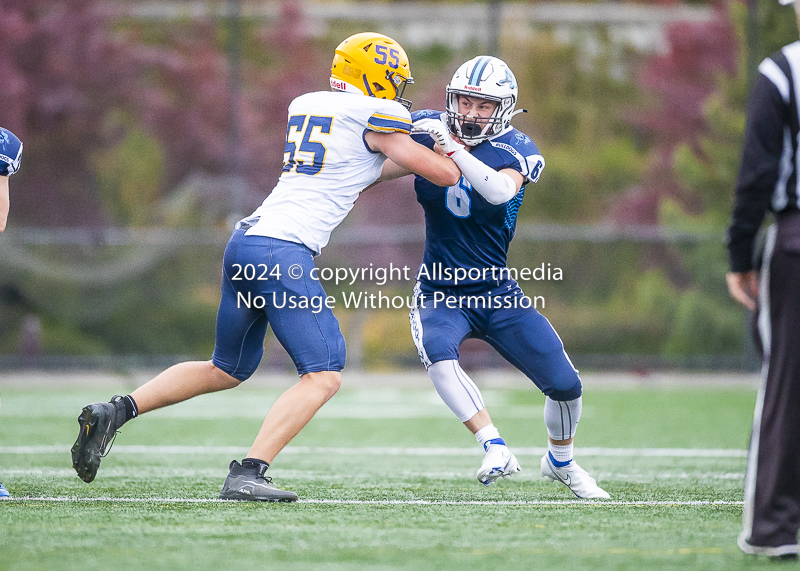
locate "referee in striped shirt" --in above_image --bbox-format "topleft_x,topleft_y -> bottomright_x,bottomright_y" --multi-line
727,0 -> 800,559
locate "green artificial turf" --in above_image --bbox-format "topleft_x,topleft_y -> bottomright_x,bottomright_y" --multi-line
0,382 -> 776,571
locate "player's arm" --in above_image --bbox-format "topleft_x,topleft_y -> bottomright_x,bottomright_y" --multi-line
413,119 -> 522,205
365,131 -> 461,188
452,152 -> 524,205
375,158 -> 414,182
375,131 -> 450,183
0,176 -> 9,233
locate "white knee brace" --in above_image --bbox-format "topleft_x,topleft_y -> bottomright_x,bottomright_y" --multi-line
427,360 -> 485,422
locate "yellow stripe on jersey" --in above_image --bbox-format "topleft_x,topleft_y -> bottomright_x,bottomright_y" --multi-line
371,112 -> 412,123
367,113 -> 412,134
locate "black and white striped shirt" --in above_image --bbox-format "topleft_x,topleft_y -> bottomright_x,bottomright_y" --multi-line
728,42 -> 800,272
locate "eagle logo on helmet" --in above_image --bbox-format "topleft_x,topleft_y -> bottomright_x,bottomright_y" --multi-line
498,69 -> 517,90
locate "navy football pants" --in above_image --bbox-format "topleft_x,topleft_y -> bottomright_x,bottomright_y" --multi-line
409,280 -> 582,401
212,229 -> 346,380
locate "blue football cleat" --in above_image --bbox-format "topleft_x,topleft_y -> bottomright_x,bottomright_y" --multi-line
0,481 -> 10,499
477,442 -> 521,486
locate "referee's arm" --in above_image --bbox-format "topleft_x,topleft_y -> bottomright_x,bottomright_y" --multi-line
726,71 -> 787,309
0,175 -> 8,233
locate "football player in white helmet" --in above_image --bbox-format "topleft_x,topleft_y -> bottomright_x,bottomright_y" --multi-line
444,56 -> 523,146
0,126 -> 23,234
0,127 -> 22,499
71,32 -> 461,502
382,56 -> 609,499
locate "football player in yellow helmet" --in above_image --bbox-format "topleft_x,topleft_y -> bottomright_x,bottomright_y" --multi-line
330,32 -> 414,109
70,32 -> 460,502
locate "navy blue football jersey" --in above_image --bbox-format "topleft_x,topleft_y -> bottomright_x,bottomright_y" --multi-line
410,110 -> 544,287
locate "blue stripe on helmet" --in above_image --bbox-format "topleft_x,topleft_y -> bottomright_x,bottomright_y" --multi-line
362,75 -> 374,96
469,57 -> 490,86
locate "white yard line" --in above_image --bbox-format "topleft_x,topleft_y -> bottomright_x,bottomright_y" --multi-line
0,468 -> 745,481
0,445 -> 748,457
6,496 -> 744,506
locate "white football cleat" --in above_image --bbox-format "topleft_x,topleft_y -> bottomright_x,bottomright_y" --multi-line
477,443 -> 521,486
540,453 -> 610,499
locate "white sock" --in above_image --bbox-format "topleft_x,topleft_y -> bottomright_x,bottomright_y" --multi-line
475,424 -> 501,448
548,442 -> 573,465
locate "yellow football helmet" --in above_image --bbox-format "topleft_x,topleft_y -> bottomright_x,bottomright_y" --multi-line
330,32 -> 414,109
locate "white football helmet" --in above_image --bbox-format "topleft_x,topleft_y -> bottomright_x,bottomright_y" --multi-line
446,56 -> 520,146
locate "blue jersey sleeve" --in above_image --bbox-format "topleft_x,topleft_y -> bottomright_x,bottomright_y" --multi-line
485,129 -> 544,184
411,109 -> 443,122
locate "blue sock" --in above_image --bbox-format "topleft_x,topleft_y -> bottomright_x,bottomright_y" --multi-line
484,437 -> 506,451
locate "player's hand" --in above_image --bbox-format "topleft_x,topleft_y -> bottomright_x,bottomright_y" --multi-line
411,118 -> 464,156
726,271 -> 758,311
0,127 -> 23,176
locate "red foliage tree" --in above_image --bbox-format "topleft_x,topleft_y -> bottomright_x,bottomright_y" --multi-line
0,0 -> 318,227
608,1 -> 738,224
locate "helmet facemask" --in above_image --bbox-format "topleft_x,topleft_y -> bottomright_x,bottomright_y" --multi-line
446,90 -> 514,146
390,71 -> 414,110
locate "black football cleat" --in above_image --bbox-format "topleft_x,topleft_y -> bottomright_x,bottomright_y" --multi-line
71,396 -> 126,483
219,460 -> 298,502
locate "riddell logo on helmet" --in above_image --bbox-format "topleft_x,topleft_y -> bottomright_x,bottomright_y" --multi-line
330,78 -> 348,91
464,85 -> 483,92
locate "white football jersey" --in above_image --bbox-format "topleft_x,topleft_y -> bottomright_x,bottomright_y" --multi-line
245,91 -> 412,254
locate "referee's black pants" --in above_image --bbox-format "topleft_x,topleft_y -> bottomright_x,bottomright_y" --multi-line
743,211 -> 800,552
